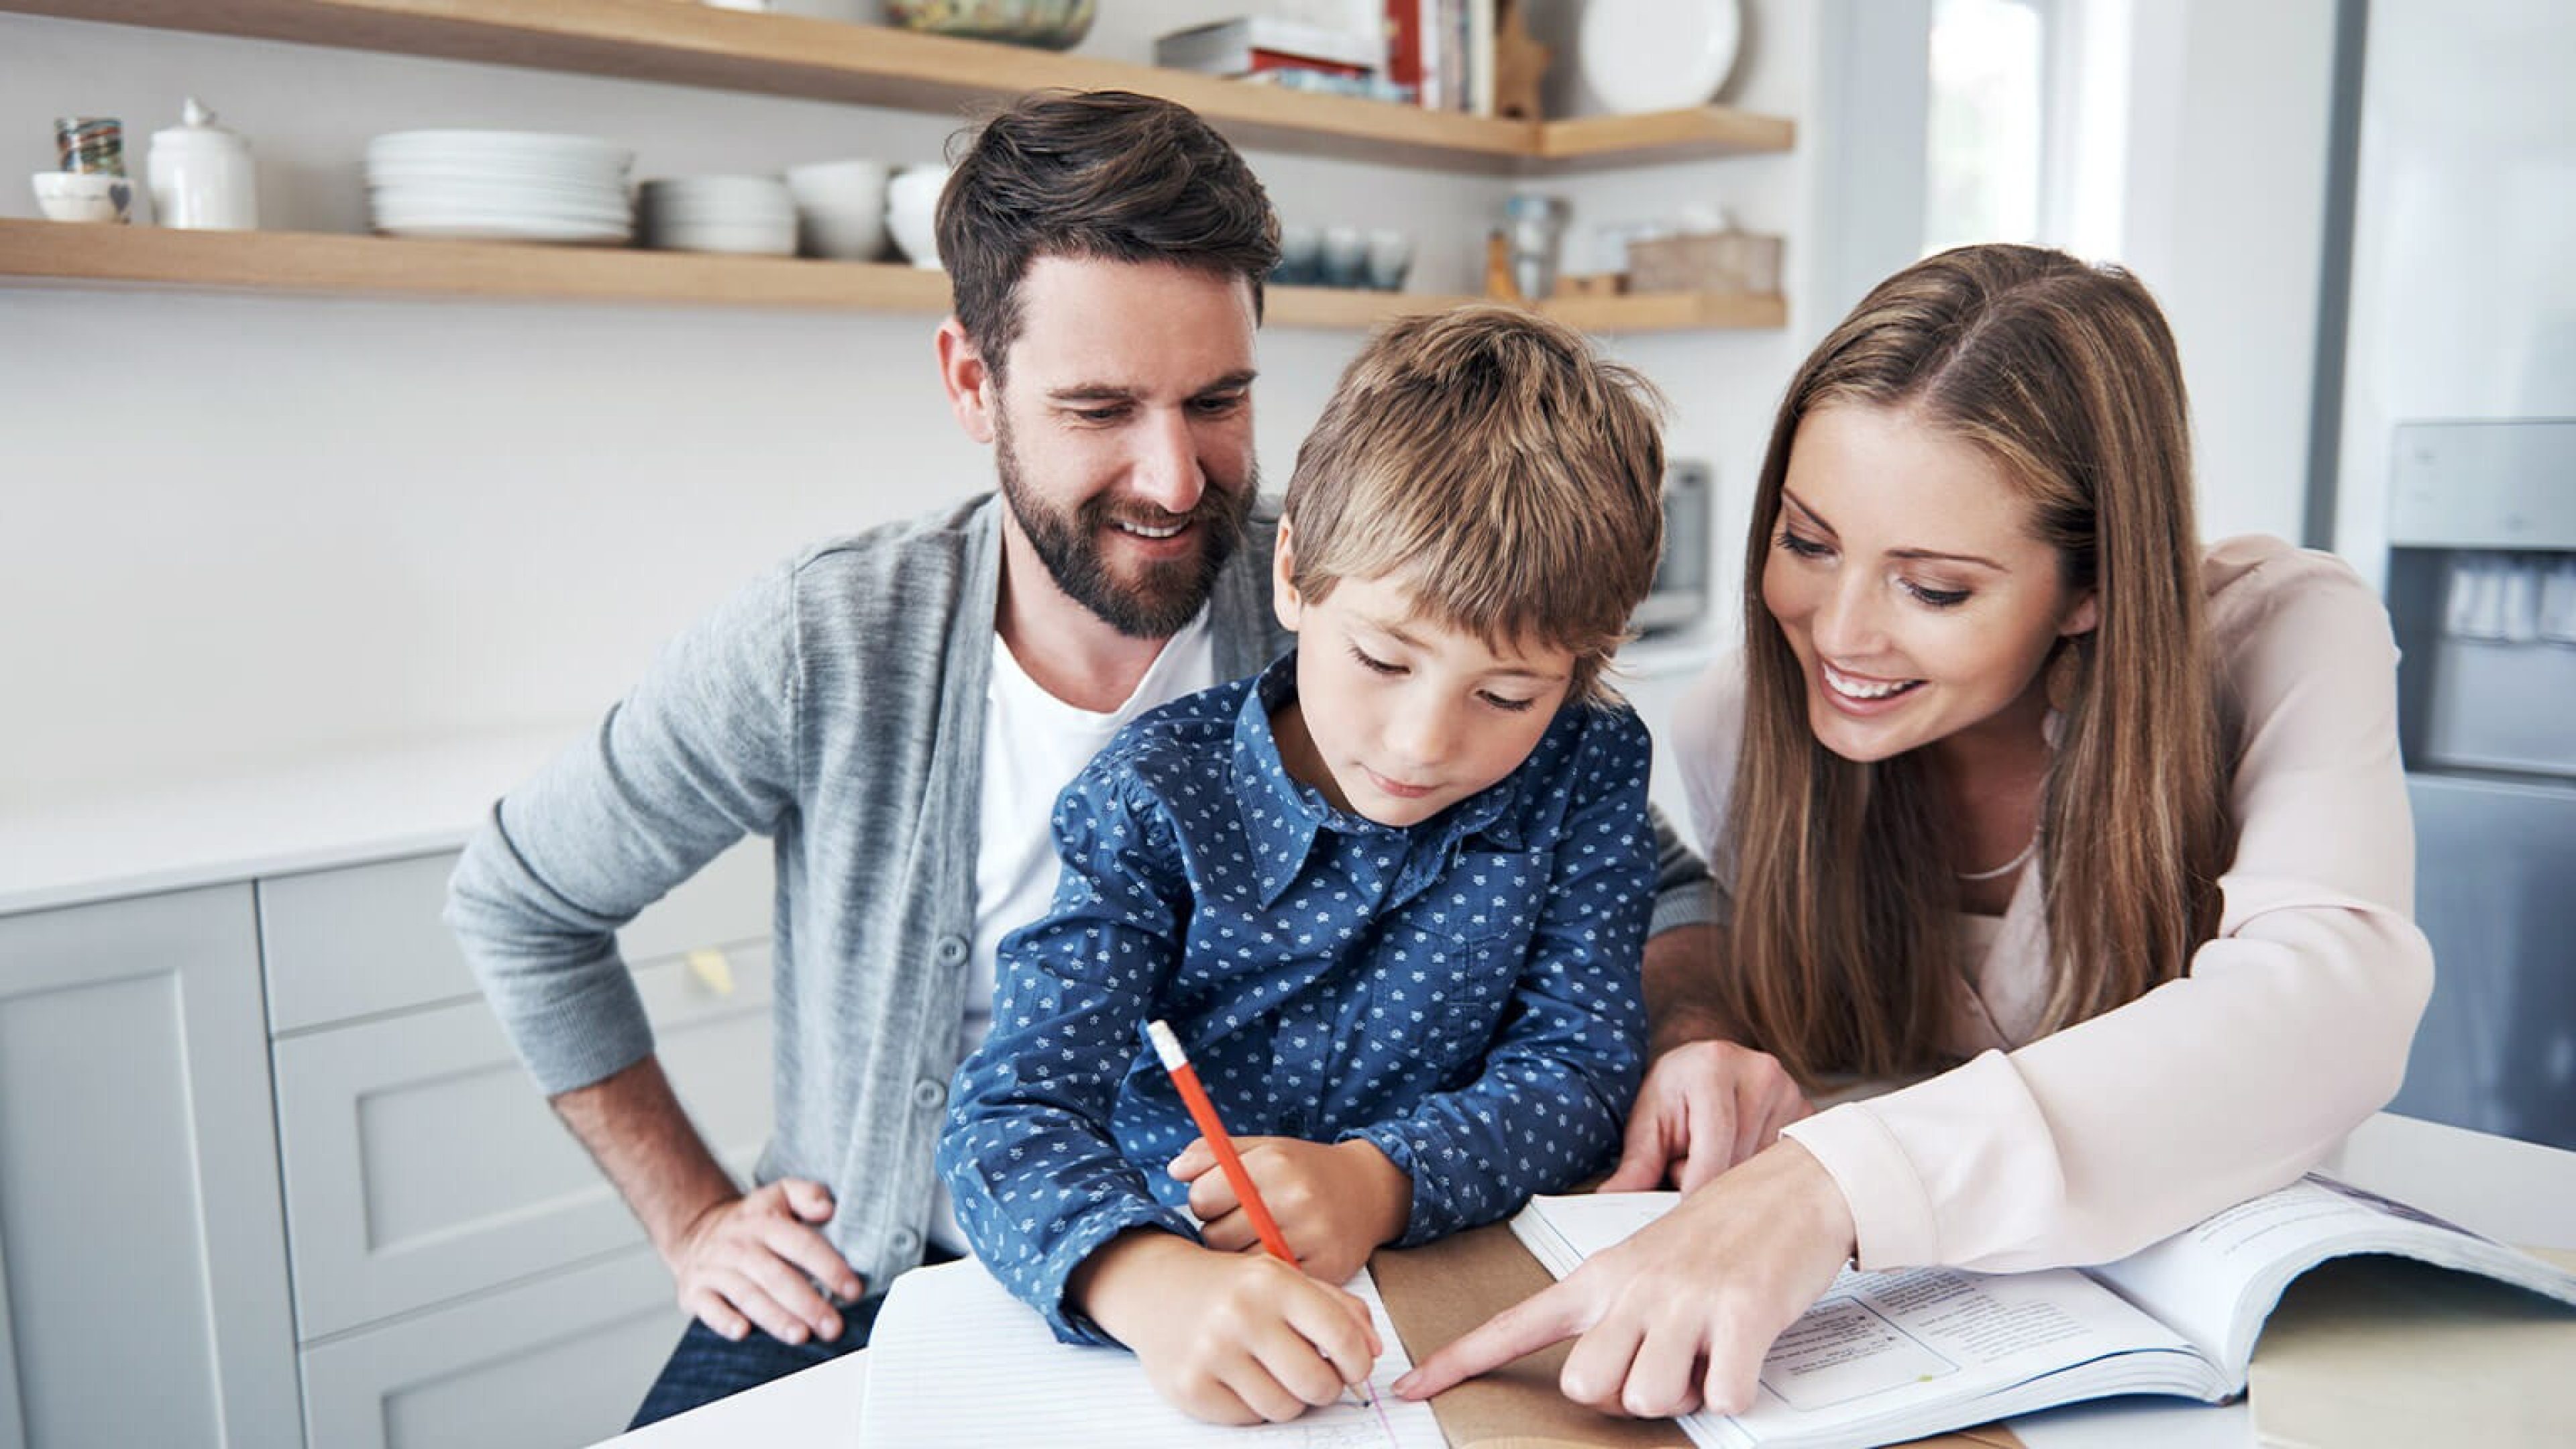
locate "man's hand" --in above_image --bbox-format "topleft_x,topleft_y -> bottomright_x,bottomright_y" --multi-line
1169,1136 -> 1411,1286
1395,1140 -> 1854,1418
551,1057 -> 863,1346
1075,1230 -> 1383,1424
668,1179 -> 867,1344
1602,1038 -> 1814,1193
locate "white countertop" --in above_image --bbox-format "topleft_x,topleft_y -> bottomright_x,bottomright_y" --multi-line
0,724 -> 584,916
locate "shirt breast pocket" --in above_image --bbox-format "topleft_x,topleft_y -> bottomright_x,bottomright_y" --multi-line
1367,850 -> 1548,1077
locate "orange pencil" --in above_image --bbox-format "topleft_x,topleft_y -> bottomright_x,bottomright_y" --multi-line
1146,1017 -> 1296,1261
1145,1018 -> 1381,1409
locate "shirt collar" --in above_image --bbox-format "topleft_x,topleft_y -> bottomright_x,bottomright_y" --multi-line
1229,651 -> 1536,908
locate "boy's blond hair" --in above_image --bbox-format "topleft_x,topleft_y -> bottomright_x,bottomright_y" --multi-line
1283,305 -> 1667,702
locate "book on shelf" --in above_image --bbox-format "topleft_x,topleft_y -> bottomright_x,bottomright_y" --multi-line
1510,1173 -> 2576,1449
1155,16 -> 1384,77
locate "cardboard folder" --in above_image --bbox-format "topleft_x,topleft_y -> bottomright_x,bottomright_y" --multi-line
1372,1222 -> 2022,1449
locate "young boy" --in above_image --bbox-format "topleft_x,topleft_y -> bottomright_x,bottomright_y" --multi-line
936,306 -> 1670,1424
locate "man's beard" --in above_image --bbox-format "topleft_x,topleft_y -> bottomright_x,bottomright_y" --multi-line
995,414 -> 1255,640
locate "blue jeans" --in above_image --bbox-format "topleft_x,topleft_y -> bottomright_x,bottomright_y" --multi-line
627,1245 -> 957,1430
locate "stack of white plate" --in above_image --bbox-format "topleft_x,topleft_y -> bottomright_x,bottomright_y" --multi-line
366,130 -> 635,245
637,176 -> 798,256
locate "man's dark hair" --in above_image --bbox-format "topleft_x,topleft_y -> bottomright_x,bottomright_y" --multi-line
937,89 -> 1281,376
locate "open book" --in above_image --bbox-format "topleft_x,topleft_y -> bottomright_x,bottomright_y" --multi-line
1511,1175 -> 2576,1449
857,1258 -> 1446,1448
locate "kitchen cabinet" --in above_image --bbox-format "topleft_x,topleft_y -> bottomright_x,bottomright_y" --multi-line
0,0 -> 1795,330
0,835 -> 775,1448
299,1247 -> 681,1449
0,885 -> 301,1449
264,845 -> 774,1341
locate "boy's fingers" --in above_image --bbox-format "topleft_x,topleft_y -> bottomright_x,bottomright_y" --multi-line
1676,1097 -> 1739,1195
1187,1171 -> 1242,1223
1167,1139 -> 1214,1180
1277,1285 -> 1379,1401
1197,1208 -> 1255,1254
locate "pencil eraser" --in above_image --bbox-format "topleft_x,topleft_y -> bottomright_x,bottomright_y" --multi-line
1145,1018 -> 1187,1070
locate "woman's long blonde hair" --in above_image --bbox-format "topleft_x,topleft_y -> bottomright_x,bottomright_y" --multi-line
1721,244 -> 2235,1083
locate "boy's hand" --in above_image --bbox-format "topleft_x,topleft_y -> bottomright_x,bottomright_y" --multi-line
1073,1230 -> 1383,1424
1170,1136 -> 1411,1285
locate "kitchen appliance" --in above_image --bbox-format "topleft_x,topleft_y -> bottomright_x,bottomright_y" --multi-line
1633,459 -> 1713,635
2379,423 -> 2576,1152
2324,0 -> 2576,1152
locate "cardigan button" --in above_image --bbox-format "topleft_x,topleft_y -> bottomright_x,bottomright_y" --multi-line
934,934 -> 968,966
912,1076 -> 949,1110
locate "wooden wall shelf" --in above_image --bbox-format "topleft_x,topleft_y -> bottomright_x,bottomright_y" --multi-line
0,0 -> 1793,172
0,219 -> 1785,333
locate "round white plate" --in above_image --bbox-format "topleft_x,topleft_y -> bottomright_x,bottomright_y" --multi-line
376,217 -> 633,244
1578,0 -> 1742,115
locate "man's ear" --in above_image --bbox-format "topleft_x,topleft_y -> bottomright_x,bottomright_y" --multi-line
936,318 -> 996,444
2059,588 -> 2100,639
1272,515 -> 1303,634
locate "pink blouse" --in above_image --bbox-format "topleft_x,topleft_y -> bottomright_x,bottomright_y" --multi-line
1670,536 -> 2434,1271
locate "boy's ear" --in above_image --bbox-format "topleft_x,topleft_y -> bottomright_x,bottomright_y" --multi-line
936,317 -> 997,445
1271,516 -> 1304,633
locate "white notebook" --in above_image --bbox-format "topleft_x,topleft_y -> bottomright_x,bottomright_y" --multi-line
857,1257 -> 1446,1448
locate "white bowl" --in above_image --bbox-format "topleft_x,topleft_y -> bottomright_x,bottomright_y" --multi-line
885,164 -> 947,269
32,171 -> 133,224
798,205 -> 888,261
785,158 -> 890,213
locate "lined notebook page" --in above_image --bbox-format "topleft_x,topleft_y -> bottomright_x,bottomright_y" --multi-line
857,1258 -> 1446,1448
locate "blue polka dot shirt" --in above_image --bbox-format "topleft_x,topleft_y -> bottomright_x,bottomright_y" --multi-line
936,651 -> 1654,1343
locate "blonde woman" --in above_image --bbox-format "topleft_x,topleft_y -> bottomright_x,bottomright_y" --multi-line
1399,244 -> 2432,1418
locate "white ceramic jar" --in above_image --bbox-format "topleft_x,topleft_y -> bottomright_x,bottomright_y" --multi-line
148,97 -> 258,230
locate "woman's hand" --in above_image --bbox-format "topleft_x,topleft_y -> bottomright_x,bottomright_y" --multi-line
1602,1039 -> 1815,1193
1169,1136 -> 1411,1287
1393,1139 -> 1856,1418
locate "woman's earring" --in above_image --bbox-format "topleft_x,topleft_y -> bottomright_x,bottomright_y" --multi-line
2045,640 -> 2086,715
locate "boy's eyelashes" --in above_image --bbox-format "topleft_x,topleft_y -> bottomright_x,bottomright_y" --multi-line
1347,642 -> 1404,676
1343,643 -> 1541,712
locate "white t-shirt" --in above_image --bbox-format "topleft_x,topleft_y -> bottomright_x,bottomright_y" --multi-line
928,610 -> 1218,1252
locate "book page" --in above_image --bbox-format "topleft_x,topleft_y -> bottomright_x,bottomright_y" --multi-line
1508,1195 -> 2204,1449
857,1259 -> 1445,1448
1683,1263 -> 2202,1448
2088,1174 -> 2576,1376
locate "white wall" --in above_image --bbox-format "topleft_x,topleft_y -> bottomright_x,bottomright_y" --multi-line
2116,0 -> 2340,548
0,7 -> 1585,812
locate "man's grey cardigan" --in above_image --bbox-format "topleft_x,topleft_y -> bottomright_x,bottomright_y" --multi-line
446,492 -> 1717,1293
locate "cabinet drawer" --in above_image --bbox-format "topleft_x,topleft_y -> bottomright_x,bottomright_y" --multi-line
260,837 -> 774,1033
300,1246 -> 682,1449
274,945 -> 774,1339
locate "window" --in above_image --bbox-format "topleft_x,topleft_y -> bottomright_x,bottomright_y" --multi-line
1925,0 -> 2050,252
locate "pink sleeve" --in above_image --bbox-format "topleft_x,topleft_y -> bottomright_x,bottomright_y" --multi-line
1782,543 -> 2434,1271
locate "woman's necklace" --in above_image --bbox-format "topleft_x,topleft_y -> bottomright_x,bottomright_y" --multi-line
1955,830 -> 2039,882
